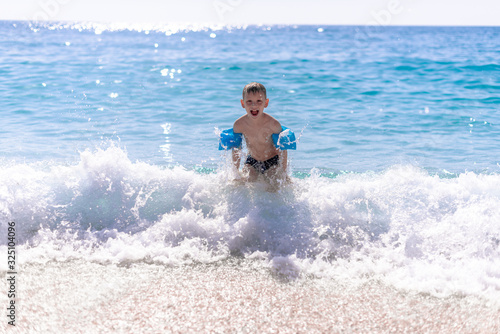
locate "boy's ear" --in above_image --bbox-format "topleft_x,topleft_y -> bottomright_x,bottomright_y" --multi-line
264,98 -> 269,108
241,99 -> 245,108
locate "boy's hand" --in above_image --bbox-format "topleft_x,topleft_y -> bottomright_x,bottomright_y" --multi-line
232,173 -> 248,184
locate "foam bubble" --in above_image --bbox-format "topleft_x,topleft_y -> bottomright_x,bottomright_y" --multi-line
1,148 -> 499,303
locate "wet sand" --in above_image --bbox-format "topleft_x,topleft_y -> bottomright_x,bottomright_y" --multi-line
4,260 -> 500,333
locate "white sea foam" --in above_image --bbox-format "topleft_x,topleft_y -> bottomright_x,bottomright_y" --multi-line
1,147 -> 499,303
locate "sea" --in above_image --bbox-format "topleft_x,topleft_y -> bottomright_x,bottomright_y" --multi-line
1,21 -> 500,332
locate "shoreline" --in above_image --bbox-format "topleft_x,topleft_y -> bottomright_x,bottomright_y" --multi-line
5,260 -> 499,333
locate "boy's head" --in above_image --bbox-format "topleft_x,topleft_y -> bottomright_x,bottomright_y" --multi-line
241,82 -> 269,118
242,82 -> 266,100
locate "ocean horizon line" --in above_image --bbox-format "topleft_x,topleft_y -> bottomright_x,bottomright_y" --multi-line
2,19 -> 499,30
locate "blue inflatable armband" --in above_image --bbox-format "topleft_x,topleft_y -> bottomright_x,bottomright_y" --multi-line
219,128 -> 243,150
219,126 -> 297,150
272,126 -> 297,150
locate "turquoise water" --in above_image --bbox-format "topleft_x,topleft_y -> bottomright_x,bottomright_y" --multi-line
1,22 -> 499,173
1,22 -> 500,312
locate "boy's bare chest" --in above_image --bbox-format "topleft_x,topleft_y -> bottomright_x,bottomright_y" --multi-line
244,129 -> 273,146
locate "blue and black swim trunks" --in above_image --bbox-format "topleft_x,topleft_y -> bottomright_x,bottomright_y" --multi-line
245,155 -> 279,173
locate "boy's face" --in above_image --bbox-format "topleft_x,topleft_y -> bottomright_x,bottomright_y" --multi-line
241,91 -> 269,119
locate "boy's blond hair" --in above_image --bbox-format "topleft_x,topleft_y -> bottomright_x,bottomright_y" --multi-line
242,82 -> 267,99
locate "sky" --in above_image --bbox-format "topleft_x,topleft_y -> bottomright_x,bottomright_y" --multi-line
0,0 -> 499,26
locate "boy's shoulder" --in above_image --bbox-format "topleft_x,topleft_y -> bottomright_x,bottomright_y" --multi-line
264,113 -> 282,132
233,115 -> 247,132
233,113 -> 281,133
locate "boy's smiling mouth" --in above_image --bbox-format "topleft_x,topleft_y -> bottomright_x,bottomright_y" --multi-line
250,109 -> 259,116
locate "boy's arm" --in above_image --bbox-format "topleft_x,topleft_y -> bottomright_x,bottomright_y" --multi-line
232,119 -> 244,172
280,149 -> 288,172
232,148 -> 241,172
271,120 -> 288,173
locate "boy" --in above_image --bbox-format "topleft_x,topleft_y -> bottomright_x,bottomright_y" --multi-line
232,82 -> 288,182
